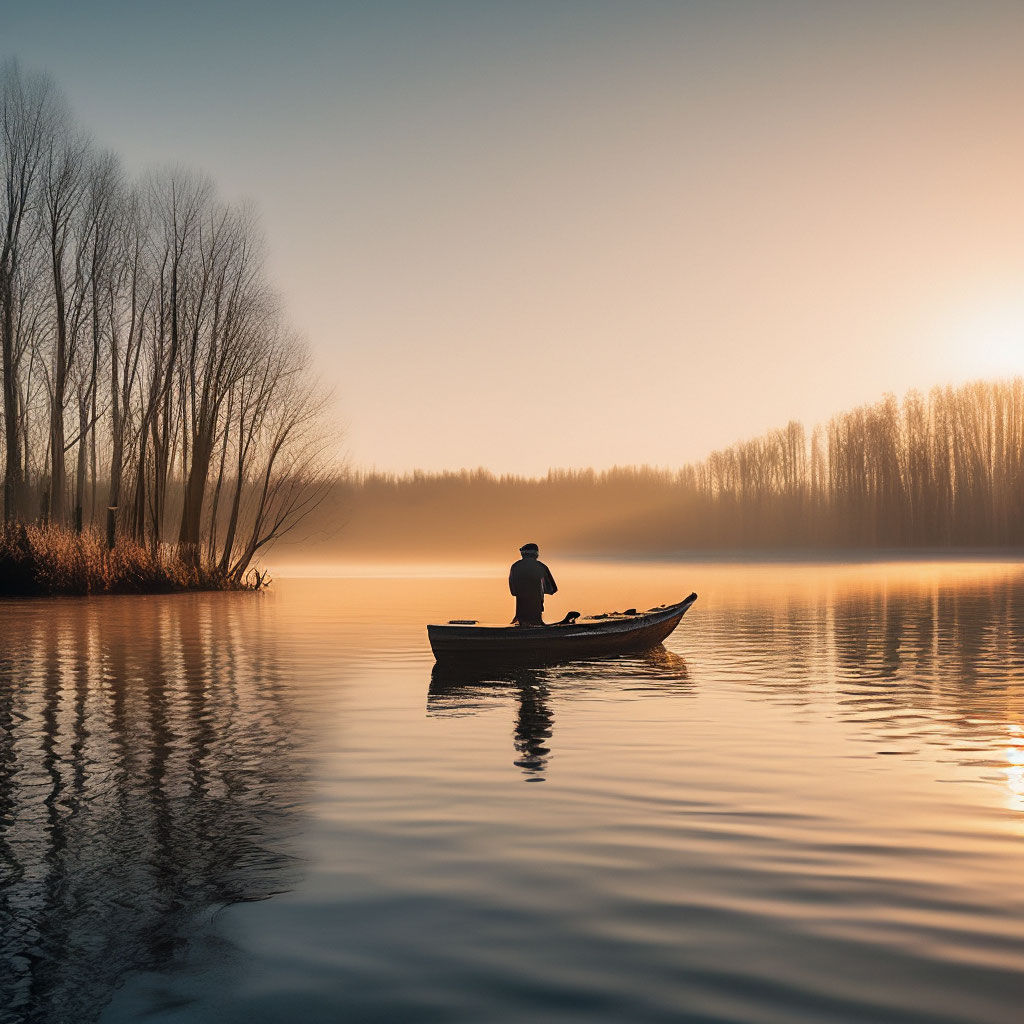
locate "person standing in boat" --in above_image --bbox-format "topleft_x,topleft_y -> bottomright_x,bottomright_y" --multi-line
509,543 -> 557,626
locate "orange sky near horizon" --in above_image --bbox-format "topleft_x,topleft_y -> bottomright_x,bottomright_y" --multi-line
6,1 -> 1024,475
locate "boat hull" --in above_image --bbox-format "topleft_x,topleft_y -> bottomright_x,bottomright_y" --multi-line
428,593 -> 697,662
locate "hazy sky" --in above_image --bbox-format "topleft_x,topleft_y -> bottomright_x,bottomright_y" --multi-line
6,1 -> 1024,474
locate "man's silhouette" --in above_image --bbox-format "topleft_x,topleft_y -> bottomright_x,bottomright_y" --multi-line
509,543 -> 557,626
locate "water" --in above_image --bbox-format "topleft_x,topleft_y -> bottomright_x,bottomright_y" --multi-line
3,560 -> 1024,1023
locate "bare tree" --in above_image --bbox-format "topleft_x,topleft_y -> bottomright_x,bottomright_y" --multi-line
145,169 -> 210,550
75,150 -> 121,531
41,124 -> 89,526
229,350 -> 334,581
217,329 -> 293,574
105,182 -> 152,546
176,199 -> 264,566
0,62 -> 60,522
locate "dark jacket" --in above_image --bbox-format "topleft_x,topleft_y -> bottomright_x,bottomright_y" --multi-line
508,556 -> 557,625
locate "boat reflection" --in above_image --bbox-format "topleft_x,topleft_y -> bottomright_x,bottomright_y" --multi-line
428,645 -> 692,781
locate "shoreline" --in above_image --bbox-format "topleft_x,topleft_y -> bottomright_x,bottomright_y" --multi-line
266,547 -> 1024,579
0,524 -> 266,598
571,546 -> 1024,565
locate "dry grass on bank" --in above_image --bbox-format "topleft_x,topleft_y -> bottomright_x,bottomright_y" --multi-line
0,525 -> 257,597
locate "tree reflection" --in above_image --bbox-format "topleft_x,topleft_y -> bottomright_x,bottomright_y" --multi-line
0,596 -> 304,1024
428,646 -> 692,782
700,571 -> 1024,760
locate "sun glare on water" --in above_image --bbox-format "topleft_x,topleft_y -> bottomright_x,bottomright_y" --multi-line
1004,725 -> 1024,817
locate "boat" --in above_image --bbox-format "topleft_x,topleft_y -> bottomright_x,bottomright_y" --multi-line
427,592 -> 698,662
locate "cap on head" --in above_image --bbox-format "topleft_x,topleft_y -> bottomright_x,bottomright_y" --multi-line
519,542 -> 539,555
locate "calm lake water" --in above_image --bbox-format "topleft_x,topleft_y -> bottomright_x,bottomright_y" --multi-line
3,560 -> 1024,1023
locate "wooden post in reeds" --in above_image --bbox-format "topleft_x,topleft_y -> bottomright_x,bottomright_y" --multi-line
106,506 -> 117,550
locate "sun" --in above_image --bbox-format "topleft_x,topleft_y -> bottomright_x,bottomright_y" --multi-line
946,300 -> 1024,378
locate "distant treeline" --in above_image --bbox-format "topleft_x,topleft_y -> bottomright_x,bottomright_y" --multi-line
0,63 -> 334,582
295,378 -> 1024,560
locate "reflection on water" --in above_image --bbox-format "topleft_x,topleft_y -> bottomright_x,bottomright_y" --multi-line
429,648 -> 692,780
713,568 -> 1024,747
0,596 -> 304,1024
1005,725 -> 1024,814
4,563 -> 1024,1024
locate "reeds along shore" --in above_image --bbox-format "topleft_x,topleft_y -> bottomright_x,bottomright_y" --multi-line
302,378 -> 1024,560
0,524 -> 267,597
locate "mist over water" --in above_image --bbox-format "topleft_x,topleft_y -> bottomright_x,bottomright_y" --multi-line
3,561 -> 1024,1022
283,378 -> 1024,566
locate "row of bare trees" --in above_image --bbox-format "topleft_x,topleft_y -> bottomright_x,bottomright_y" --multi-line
310,380 -> 1024,559
688,379 -> 1024,548
0,63 -> 334,578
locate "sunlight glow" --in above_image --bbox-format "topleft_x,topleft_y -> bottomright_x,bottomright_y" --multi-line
1004,725 -> 1024,815
948,300 -> 1024,378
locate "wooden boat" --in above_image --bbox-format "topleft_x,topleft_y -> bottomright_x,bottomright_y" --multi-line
427,593 -> 697,662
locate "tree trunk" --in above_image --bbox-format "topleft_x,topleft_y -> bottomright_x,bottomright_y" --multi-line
177,431 -> 214,567
74,394 -> 87,533
107,321 -> 123,546
1,271 -> 22,523
218,418 -> 250,575
131,428 -> 148,545
206,402 -> 232,564
48,246 -> 68,527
